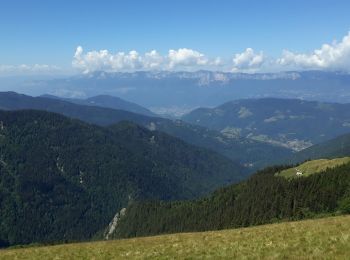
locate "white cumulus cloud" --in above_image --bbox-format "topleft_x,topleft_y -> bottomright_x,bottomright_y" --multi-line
277,31 -> 350,70
143,50 -> 164,69
72,46 -> 144,73
167,48 -> 208,68
72,46 -> 216,73
232,48 -> 265,72
72,31 -> 350,74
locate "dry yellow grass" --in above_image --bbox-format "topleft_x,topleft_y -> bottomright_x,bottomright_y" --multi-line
1,215 -> 350,259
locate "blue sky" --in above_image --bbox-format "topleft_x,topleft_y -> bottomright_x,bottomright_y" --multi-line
1,0 -> 350,74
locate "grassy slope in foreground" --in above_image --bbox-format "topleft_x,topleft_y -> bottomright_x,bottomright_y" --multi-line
1,215 -> 350,259
277,157 -> 350,178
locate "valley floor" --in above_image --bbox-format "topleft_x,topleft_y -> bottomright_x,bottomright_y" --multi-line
1,215 -> 350,259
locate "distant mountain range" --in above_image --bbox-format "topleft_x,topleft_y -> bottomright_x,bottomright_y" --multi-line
0,110 -> 244,246
41,94 -> 156,117
0,92 -> 292,169
4,70 -> 350,116
182,98 -> 350,151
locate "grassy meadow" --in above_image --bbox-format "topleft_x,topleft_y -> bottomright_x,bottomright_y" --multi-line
277,157 -> 350,178
1,215 -> 350,259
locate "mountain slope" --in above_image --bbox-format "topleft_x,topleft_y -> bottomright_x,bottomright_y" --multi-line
0,110 -> 244,246
2,216 -> 350,259
41,94 -> 156,117
183,98 -> 350,150
113,160 -> 350,239
0,92 -> 292,170
145,119 -> 292,169
277,157 -> 350,178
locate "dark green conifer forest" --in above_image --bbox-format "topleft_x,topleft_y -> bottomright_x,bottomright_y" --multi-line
0,110 -> 243,246
114,163 -> 350,238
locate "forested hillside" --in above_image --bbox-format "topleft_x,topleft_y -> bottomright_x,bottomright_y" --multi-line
0,110 -> 244,247
183,98 -> 350,150
114,162 -> 350,239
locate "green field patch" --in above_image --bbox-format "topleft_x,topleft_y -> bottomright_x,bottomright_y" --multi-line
277,157 -> 350,178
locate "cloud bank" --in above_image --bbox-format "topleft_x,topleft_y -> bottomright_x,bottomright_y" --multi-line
0,64 -> 61,75
3,31 -> 350,76
72,31 -> 350,73
277,32 -> 350,70
72,46 -> 216,73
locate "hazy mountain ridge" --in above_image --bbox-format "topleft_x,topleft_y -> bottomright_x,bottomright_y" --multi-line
7,70 -> 350,113
41,94 -> 156,117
